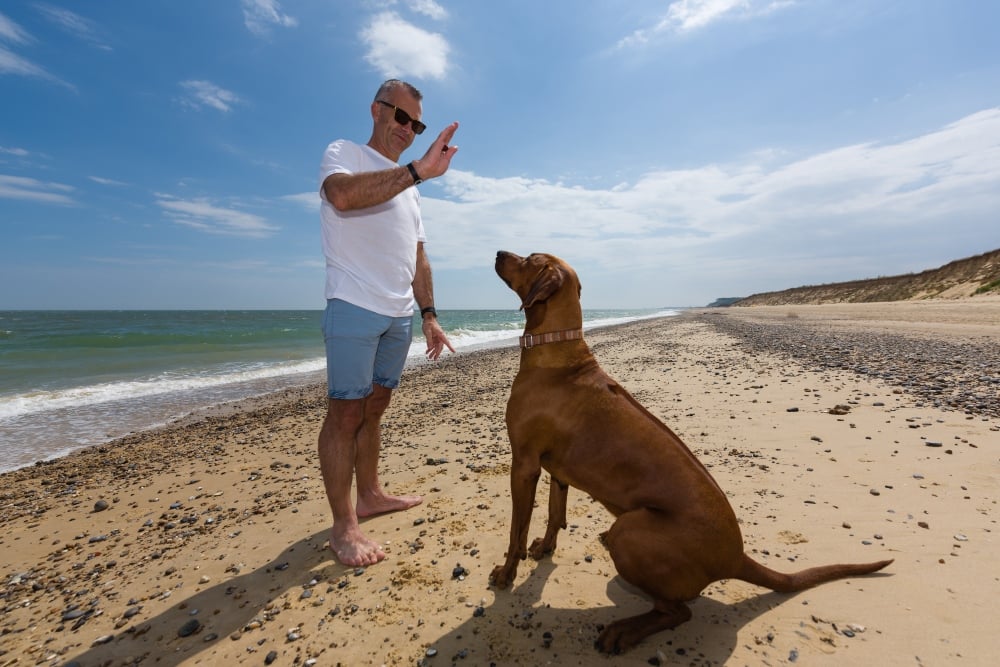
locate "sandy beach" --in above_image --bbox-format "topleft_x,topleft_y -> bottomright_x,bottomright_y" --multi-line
1,299 -> 997,666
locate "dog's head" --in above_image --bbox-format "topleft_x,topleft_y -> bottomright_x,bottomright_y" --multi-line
495,251 -> 582,329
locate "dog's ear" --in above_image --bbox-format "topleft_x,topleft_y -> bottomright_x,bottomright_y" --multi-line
521,263 -> 565,310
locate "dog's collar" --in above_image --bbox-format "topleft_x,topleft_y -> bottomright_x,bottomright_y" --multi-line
519,328 -> 584,349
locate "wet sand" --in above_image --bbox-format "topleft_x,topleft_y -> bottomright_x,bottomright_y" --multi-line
1,299 -> 997,666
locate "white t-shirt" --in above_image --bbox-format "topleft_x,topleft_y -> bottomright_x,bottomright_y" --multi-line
318,139 -> 426,317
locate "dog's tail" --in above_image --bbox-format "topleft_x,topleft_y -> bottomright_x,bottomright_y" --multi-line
736,553 -> 893,593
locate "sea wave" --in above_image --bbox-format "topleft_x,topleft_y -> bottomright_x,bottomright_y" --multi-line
0,357 -> 328,421
0,309 -> 678,472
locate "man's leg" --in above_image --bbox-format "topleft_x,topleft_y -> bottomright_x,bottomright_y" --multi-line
354,383 -> 423,517
320,298 -> 388,566
319,396 -> 386,566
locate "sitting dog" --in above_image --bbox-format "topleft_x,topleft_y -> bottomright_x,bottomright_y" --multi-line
489,250 -> 892,654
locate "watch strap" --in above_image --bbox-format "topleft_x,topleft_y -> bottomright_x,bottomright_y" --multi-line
406,162 -> 423,185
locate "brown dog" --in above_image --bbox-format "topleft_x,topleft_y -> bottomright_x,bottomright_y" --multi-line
489,250 -> 893,654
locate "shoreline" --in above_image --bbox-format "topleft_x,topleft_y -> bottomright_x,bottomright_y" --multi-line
1,302 -> 996,666
0,309 -> 676,475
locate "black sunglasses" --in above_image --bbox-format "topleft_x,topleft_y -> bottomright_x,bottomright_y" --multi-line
375,100 -> 426,135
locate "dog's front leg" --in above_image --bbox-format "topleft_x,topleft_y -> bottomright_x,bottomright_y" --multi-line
489,453 -> 541,589
529,475 -> 568,559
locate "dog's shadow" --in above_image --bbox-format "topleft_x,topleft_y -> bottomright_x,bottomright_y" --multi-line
424,558 -> 794,665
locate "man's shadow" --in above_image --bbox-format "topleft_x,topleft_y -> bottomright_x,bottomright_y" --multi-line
63,530 -> 341,667
418,558 -> 797,666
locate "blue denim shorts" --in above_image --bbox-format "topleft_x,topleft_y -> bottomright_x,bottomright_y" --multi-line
322,299 -> 413,399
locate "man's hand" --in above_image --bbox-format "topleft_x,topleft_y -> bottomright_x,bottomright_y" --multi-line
422,316 -> 455,361
411,122 -> 459,181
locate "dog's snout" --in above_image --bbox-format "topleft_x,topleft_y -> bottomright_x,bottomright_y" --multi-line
495,251 -> 514,286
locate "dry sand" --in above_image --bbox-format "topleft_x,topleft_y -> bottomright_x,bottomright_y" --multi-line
1,299 -> 997,666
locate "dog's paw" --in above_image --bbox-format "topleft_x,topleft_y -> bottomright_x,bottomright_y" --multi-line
489,564 -> 515,589
594,624 -> 634,655
528,536 -> 556,560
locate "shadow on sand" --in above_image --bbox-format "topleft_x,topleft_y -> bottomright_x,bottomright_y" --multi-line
418,557 -> 803,666
62,529 -> 342,667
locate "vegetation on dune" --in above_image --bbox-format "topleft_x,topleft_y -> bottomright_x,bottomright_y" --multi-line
973,278 -> 1000,295
731,247 -> 1000,306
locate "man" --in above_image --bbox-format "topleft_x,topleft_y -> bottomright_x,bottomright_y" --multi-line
318,79 -> 458,566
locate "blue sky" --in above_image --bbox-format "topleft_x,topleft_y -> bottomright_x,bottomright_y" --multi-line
2,1 -> 999,310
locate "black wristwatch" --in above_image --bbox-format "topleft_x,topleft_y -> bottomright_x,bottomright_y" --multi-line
406,162 -> 423,185
420,306 -> 437,319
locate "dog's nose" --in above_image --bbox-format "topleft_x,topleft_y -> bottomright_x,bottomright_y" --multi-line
496,250 -> 508,259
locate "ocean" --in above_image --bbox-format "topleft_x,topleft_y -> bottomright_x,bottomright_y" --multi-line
0,308 -> 677,473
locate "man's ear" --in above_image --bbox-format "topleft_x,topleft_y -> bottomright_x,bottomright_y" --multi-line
521,264 -> 565,310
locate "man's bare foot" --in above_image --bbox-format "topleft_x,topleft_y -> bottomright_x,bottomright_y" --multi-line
329,525 -> 386,567
356,492 -> 422,518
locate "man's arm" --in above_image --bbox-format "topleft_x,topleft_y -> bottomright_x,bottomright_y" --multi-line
412,241 -> 438,313
413,242 -> 455,361
322,168 -> 415,212
324,121 -> 460,212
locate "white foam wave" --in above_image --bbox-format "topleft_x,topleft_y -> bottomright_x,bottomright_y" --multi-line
582,309 -> 679,330
407,309 -> 679,357
0,357 -> 327,421
409,327 -> 523,355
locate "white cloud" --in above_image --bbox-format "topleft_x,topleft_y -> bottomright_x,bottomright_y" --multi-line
360,11 -> 450,80
0,45 -> 46,77
89,176 -> 127,187
419,108 -> 1000,282
0,11 -> 32,44
85,255 -> 175,267
241,0 -> 297,37
282,192 -> 319,210
0,13 -> 74,89
0,174 -> 76,205
666,0 -> 750,32
180,80 -> 243,113
617,0 -> 795,48
34,3 -> 111,51
407,0 -> 448,21
0,146 -> 30,157
156,195 -> 280,238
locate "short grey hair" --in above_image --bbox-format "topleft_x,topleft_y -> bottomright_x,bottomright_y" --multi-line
374,79 -> 422,103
